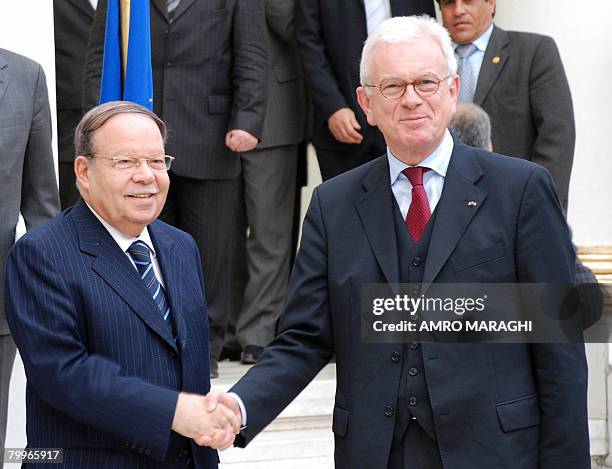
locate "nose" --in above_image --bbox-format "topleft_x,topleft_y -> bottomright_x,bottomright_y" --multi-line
399,84 -> 423,108
131,159 -> 156,183
453,0 -> 466,15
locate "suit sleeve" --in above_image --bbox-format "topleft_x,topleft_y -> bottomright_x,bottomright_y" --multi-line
516,166 -> 590,468
295,0 -> 349,122
230,187 -> 334,446
4,234 -> 178,461
20,64 -> 60,229
528,35 -> 575,209
228,0 -> 267,138
82,0 -> 107,113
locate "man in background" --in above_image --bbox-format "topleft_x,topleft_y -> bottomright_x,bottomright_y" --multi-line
226,0 -> 307,365
0,48 -> 60,450
449,101 -> 492,150
438,0 -> 575,209
296,0 -> 436,180
53,0 -> 97,208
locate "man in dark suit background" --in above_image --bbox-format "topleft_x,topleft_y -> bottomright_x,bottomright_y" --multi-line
208,16 -> 590,468
53,0 -> 96,208
0,48 -> 60,451
226,0 -> 307,365
5,102 -> 240,468
84,0 -> 267,377
438,0 -> 575,209
295,0 -> 435,180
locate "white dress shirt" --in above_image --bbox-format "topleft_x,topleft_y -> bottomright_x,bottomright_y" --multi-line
388,129 -> 454,219
86,203 -> 165,287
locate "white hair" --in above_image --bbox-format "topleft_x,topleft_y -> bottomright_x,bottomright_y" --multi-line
359,15 -> 457,87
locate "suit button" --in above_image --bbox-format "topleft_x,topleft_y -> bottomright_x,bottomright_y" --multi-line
408,396 -> 417,406
130,444 -> 136,450
391,351 -> 401,362
167,61 -> 173,67
178,449 -> 189,459
408,367 -> 418,376
409,342 -> 420,350
412,257 -> 422,267
144,448 -> 151,456
163,29 -> 169,36
384,405 -> 395,417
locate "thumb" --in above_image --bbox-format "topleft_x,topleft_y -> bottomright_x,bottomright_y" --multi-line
204,391 -> 220,412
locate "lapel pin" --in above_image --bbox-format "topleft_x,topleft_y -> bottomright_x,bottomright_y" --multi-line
492,56 -> 501,64
467,200 -> 478,207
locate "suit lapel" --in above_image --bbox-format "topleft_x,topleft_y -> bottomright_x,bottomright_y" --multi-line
72,202 -> 178,352
151,0 -> 169,21
0,54 -> 9,108
474,26 -> 509,105
69,0 -> 95,19
148,223 -> 186,344
171,0 -> 196,22
356,157 -> 400,284
423,143 -> 487,285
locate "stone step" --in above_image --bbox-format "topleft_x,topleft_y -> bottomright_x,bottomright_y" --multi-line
220,426 -> 333,466
212,361 -> 336,421
213,361 -> 335,466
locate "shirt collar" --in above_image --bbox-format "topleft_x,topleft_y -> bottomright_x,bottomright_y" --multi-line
85,202 -> 157,257
388,129 -> 454,185
453,23 -> 494,53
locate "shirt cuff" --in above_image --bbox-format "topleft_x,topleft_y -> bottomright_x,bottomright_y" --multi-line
227,392 -> 247,428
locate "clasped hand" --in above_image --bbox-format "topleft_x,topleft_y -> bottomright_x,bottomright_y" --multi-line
172,391 -> 242,450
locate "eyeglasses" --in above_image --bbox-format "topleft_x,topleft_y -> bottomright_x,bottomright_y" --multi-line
365,75 -> 453,100
89,154 -> 175,171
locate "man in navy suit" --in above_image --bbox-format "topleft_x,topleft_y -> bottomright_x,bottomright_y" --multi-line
5,102 -> 240,468
209,16 -> 590,469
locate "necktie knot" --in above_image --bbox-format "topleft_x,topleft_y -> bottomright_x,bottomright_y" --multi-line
402,167 -> 430,187
455,43 -> 477,59
127,241 -> 153,270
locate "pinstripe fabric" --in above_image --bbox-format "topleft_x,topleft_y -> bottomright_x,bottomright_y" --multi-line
84,0 -> 267,180
5,200 -> 217,468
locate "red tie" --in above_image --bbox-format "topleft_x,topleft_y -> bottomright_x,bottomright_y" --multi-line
403,167 -> 431,242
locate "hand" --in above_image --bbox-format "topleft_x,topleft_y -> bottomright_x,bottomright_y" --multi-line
225,130 -> 259,152
172,392 -> 241,450
196,390 -> 243,448
327,107 -> 363,144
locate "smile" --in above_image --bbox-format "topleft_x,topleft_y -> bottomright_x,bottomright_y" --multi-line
127,194 -> 155,198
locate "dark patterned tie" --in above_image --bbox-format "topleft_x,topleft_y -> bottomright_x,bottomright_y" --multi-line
403,167 -> 431,243
127,241 -> 176,335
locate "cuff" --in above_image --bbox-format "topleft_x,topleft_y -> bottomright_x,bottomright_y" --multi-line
227,392 -> 248,428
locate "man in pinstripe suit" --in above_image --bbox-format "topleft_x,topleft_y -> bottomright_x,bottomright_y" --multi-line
4,102 -> 240,468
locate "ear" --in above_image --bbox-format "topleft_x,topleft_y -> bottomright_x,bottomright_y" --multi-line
449,74 -> 460,104
356,86 -> 377,126
74,156 -> 92,193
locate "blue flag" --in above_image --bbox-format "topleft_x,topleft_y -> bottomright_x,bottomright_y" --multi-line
99,0 -> 154,109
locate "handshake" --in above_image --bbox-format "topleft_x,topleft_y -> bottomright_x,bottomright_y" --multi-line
171,390 -> 242,450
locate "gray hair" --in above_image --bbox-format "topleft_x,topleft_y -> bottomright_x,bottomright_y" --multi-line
74,101 -> 167,157
359,15 -> 457,87
449,102 -> 492,150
